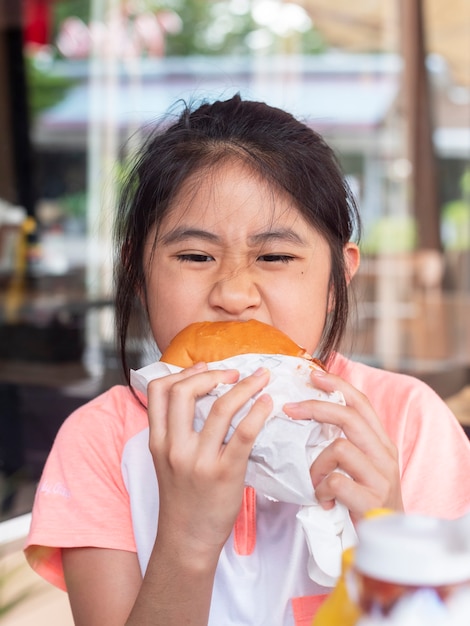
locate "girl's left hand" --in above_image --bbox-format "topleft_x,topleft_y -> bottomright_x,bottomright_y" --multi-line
283,369 -> 403,522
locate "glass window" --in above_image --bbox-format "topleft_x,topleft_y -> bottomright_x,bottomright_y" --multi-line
1,0 -> 469,522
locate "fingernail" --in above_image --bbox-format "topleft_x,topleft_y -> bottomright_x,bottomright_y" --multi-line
253,367 -> 269,377
283,402 -> 300,410
313,368 -> 327,377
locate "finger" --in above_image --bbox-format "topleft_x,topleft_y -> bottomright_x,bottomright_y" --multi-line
147,362 -> 209,435
284,370 -> 398,463
285,398 -> 394,470
199,368 -> 271,449
147,364 -> 238,437
314,471 -> 383,520
164,368 -> 241,437
310,369 -> 391,446
221,393 -> 273,467
310,437 -> 390,494
311,438 -> 403,516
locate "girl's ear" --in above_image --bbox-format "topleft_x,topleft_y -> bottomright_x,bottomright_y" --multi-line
344,242 -> 360,285
327,242 -> 361,313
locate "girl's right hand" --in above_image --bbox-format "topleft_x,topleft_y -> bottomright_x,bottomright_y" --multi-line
146,363 -> 272,566
64,365 -> 272,626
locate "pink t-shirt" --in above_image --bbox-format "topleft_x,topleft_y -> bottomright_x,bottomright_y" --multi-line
24,354 -> 470,626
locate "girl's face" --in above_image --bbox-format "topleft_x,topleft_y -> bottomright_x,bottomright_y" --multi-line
143,160 -> 359,356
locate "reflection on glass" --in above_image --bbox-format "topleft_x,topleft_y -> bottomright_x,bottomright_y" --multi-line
0,0 -> 469,525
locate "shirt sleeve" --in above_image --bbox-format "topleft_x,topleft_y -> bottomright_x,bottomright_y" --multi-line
397,376 -> 470,519
332,355 -> 470,520
24,386 -> 141,590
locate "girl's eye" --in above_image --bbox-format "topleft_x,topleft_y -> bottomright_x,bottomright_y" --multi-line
176,253 -> 213,263
258,254 -> 295,264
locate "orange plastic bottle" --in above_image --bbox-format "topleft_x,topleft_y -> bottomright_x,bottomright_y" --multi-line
311,546 -> 361,626
312,509 -> 393,626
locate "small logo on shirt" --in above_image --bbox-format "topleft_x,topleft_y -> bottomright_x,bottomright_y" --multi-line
39,480 -> 71,499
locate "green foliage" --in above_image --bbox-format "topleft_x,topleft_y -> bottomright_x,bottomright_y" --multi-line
441,168 -> 470,251
167,0 -> 261,56
51,1 -> 91,39
442,200 -> 470,251
461,169 -> 470,198
165,0 -> 324,56
361,214 -> 417,255
49,0 -> 325,58
60,191 -> 88,219
25,56 -> 76,121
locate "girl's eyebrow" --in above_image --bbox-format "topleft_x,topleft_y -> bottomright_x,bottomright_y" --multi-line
248,229 -> 307,246
159,226 -> 308,246
159,228 -> 219,245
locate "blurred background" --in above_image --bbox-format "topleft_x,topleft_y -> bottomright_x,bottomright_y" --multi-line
0,1 -> 469,621
0,0 -> 469,522
0,0 -> 470,508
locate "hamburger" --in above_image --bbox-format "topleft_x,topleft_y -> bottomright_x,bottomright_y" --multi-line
160,319 -> 325,369
131,318 -> 346,543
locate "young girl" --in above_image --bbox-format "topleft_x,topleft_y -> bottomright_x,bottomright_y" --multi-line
25,95 -> 470,626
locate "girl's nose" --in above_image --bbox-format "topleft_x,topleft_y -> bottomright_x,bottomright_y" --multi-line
208,266 -> 261,316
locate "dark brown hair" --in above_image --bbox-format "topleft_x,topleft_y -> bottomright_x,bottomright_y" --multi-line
114,94 -> 361,382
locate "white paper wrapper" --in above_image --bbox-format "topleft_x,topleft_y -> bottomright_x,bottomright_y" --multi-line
130,353 -> 357,585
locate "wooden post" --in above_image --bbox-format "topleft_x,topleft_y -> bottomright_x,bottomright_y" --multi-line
399,0 -> 442,251
0,1 -> 20,206
0,0 -> 36,217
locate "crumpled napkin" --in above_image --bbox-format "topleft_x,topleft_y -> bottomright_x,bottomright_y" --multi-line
130,353 -> 357,586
